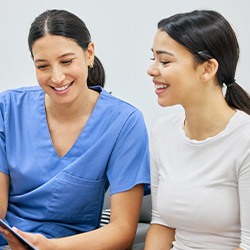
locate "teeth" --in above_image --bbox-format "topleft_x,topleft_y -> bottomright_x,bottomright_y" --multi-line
155,84 -> 167,89
54,83 -> 71,91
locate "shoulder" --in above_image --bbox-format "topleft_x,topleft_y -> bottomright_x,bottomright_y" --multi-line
230,110 -> 250,132
0,86 -> 43,100
101,88 -> 139,112
152,112 -> 184,134
235,110 -> 250,123
0,86 -> 43,112
97,87 -> 144,122
88,87 -> 147,136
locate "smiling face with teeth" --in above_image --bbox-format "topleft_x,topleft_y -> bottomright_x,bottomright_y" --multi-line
147,30 -> 204,108
32,34 -> 94,105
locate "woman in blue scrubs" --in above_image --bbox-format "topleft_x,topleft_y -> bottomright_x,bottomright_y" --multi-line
0,9 -> 150,249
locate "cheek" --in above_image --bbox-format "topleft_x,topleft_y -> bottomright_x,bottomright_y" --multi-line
68,63 -> 88,81
161,67 -> 178,83
35,71 -> 48,87
76,64 -> 88,78
166,65 -> 193,86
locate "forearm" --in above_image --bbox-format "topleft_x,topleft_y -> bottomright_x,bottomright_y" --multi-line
145,224 -> 175,250
15,185 -> 143,250
0,204 -> 5,219
51,221 -> 135,250
0,173 -> 9,219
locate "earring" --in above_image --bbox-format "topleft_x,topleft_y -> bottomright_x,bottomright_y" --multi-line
89,62 -> 94,68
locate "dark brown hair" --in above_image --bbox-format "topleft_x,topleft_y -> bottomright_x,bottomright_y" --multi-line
158,10 -> 250,114
28,9 -> 105,87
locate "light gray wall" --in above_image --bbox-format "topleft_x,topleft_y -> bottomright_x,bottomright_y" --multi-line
1,0 -> 249,130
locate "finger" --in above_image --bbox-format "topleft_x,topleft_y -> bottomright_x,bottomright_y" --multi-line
14,227 -> 35,241
1,228 -> 26,250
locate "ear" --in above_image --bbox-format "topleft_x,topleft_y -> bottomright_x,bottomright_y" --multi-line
200,58 -> 218,82
86,42 -> 95,65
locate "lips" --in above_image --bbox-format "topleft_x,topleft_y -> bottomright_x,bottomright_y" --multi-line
153,80 -> 169,90
51,81 -> 73,92
153,81 -> 169,95
154,84 -> 168,90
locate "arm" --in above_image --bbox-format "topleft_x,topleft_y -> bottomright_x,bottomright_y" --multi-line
51,184 -> 144,250
0,99 -> 10,220
145,129 -> 175,249
0,172 -> 9,219
145,224 -> 175,250
237,147 -> 250,250
2,184 -> 144,250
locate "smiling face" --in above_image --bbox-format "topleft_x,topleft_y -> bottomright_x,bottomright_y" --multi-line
147,30 -> 204,108
32,34 -> 94,105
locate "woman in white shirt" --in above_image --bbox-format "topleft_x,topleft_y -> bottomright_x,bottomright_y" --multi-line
145,10 -> 250,250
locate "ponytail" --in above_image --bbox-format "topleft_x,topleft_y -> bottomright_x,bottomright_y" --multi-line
87,56 -> 105,88
225,83 -> 250,115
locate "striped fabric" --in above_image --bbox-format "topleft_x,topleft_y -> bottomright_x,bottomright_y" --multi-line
100,208 -> 111,227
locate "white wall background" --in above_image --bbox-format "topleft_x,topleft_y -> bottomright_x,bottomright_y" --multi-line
0,0 -> 249,130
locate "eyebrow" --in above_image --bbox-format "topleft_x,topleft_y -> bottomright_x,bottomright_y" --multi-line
34,59 -> 46,63
34,52 -> 76,63
58,52 -> 76,59
151,48 -> 174,56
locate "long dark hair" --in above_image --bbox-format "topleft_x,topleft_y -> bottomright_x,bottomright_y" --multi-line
158,10 -> 250,115
28,9 -> 105,87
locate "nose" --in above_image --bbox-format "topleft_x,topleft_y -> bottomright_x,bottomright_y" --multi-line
50,66 -> 65,84
147,64 -> 159,77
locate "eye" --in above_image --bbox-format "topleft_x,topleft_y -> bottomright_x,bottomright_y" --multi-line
161,61 -> 169,65
61,59 -> 74,65
36,64 -> 48,70
150,57 -> 155,61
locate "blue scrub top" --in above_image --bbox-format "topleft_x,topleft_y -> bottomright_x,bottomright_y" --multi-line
0,86 -> 150,246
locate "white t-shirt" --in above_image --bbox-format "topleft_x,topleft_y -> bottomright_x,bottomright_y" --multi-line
150,110 -> 250,250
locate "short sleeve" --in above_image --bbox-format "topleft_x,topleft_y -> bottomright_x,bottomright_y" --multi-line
239,147 -> 250,249
106,110 -> 150,195
150,123 -> 169,226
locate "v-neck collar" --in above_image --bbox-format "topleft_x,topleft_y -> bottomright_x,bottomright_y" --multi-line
40,86 -> 103,160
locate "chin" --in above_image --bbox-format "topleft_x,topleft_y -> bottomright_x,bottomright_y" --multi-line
157,99 -> 169,107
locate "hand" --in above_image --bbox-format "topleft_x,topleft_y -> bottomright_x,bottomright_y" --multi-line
0,226 -> 57,250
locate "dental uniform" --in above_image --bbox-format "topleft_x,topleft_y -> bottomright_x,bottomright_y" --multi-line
0,86 -> 150,247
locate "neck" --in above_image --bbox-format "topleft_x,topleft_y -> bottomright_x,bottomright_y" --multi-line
183,92 -> 236,140
45,89 -> 99,122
